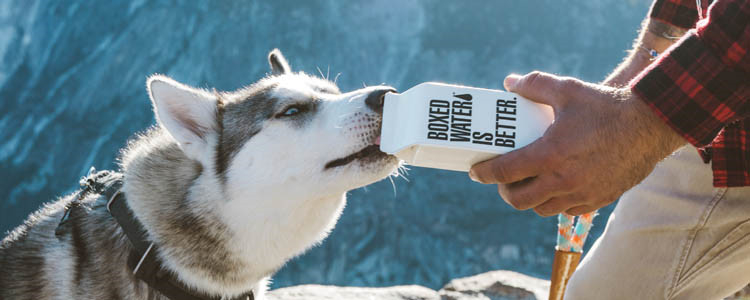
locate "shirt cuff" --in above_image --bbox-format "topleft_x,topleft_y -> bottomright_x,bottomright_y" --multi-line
630,33 -> 749,147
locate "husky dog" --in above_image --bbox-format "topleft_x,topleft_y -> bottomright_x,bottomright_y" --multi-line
0,49 -> 399,299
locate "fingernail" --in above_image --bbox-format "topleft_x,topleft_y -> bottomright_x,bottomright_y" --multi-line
468,169 -> 480,183
504,74 -> 521,90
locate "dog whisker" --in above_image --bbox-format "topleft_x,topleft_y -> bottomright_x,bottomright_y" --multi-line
395,164 -> 410,182
316,66 -> 325,79
388,175 -> 398,197
333,73 -> 342,84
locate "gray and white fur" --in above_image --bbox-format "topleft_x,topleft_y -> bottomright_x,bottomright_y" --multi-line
0,49 -> 399,300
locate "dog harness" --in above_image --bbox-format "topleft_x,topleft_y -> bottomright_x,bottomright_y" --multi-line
57,169 -> 255,300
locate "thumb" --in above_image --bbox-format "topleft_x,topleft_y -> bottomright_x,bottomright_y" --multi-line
504,71 -> 568,108
503,74 -> 522,91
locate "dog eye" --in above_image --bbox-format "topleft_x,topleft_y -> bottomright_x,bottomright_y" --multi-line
283,107 -> 299,116
276,105 -> 305,118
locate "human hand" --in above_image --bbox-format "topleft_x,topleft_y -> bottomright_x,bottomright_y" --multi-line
469,72 -> 685,216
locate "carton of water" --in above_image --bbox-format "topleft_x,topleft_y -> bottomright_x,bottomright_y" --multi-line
380,82 -> 554,172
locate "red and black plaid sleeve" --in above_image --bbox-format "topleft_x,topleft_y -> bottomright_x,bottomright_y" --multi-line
649,0 -> 704,28
631,0 -> 750,147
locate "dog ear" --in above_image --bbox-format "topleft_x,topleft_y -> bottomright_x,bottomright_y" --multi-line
147,75 -> 218,161
268,49 -> 291,75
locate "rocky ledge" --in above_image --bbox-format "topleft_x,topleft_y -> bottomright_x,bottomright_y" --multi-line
267,270 -> 549,300
268,270 -> 750,300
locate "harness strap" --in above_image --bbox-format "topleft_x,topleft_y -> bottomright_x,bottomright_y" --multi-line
59,169 -> 254,300
108,191 -> 254,300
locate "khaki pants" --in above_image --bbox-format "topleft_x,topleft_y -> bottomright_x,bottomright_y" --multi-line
565,146 -> 750,300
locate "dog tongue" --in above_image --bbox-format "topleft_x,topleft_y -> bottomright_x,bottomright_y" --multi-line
375,136 -> 381,145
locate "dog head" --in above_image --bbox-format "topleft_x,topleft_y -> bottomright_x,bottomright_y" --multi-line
146,49 -> 399,203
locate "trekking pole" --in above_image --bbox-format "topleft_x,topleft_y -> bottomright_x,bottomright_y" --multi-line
548,211 -> 597,300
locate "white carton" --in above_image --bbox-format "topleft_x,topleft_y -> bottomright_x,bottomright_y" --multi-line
380,82 -> 554,172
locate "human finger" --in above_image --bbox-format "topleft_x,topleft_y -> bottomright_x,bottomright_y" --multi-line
469,137 -> 552,184
532,195 -> 583,217
499,173 -> 570,211
504,71 -> 582,109
565,205 -> 598,216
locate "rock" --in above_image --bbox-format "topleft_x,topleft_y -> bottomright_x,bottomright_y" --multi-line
267,284 -> 441,300
725,284 -> 750,300
438,270 -> 549,300
267,269 -> 747,299
267,270 -> 549,300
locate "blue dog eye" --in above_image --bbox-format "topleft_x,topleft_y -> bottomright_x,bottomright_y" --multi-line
282,107 -> 300,116
277,103 -> 312,118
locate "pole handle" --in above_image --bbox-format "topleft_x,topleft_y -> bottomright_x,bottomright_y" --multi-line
548,250 -> 582,300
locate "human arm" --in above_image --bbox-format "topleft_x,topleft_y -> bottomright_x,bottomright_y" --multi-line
603,18 -> 687,87
632,0 -> 750,147
469,0 -> 750,216
466,0 -> 750,215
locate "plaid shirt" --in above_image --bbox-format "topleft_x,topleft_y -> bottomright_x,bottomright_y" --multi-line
631,0 -> 750,187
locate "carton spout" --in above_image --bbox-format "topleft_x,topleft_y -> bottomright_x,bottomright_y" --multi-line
380,92 -> 418,160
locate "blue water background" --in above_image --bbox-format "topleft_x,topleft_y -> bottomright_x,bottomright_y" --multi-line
0,0 -> 650,289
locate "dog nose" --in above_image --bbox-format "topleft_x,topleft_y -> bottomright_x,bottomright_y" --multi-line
365,88 -> 396,114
